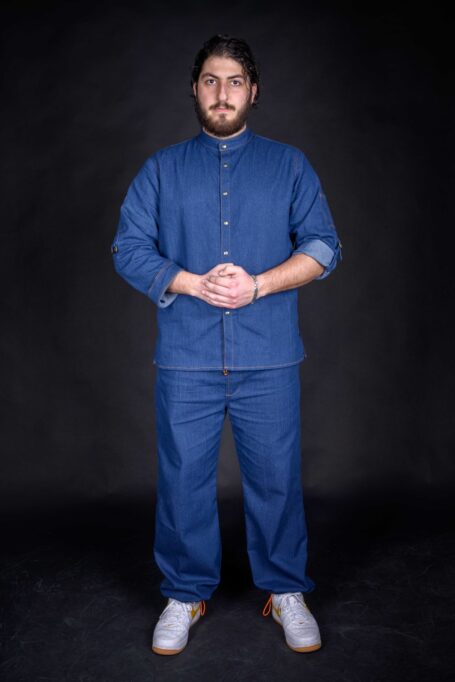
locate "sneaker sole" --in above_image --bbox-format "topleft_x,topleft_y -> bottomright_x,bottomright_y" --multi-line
152,645 -> 185,655
288,641 -> 322,653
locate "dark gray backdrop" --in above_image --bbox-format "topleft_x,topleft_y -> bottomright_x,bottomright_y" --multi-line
1,0 -> 453,516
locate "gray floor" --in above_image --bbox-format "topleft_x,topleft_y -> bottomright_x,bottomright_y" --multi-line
1,491 -> 453,682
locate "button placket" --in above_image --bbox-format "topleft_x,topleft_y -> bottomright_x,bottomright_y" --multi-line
220,142 -> 233,370
220,143 -> 231,265
222,303 -> 234,370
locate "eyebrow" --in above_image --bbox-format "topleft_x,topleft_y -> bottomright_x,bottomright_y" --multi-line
200,72 -> 246,80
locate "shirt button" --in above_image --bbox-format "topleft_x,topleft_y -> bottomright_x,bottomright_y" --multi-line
224,220 -> 229,225
223,191 -> 228,196
221,144 -> 227,149
111,244 -> 119,254
223,163 -> 228,168
223,251 -> 229,255
225,311 -> 230,315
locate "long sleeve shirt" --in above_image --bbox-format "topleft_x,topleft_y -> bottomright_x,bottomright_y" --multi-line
111,125 -> 342,371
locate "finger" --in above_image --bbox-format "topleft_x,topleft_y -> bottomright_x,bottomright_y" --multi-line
202,289 -> 234,306
218,264 -> 239,276
204,277 -> 233,291
212,262 -> 234,274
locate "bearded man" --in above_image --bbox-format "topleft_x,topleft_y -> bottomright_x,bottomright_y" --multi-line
111,33 -> 342,655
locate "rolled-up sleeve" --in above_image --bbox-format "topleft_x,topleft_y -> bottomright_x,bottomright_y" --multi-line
111,157 -> 183,307
289,152 -> 342,279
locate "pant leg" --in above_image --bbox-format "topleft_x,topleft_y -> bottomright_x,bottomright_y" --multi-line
227,364 -> 316,595
153,368 -> 225,602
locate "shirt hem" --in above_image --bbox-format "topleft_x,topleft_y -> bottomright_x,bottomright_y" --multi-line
152,356 -> 306,370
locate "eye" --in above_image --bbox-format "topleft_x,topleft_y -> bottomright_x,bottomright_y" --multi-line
205,78 -> 216,85
231,80 -> 242,86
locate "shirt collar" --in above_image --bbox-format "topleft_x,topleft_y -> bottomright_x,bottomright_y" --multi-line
196,125 -> 253,152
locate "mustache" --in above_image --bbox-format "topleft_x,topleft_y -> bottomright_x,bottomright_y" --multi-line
210,103 -> 235,110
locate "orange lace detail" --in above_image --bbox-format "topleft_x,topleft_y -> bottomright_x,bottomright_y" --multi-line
262,594 -> 272,616
200,600 -> 206,616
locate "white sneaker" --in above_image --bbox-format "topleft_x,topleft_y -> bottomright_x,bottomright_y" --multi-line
152,598 -> 206,655
262,592 -> 322,652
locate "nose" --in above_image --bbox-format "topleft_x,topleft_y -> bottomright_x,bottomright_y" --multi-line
217,80 -> 228,102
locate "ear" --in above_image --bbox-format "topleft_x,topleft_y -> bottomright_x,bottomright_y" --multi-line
192,81 -> 198,98
250,82 -> 258,104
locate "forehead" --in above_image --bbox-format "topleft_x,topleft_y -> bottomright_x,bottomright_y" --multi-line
199,55 -> 246,78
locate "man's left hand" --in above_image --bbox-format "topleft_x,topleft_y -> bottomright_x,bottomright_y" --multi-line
201,264 -> 258,308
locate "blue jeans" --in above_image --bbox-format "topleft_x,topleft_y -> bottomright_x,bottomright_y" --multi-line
153,364 -> 316,602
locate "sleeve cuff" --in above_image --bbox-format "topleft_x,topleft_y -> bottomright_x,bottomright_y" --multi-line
147,261 -> 183,308
293,238 -> 336,279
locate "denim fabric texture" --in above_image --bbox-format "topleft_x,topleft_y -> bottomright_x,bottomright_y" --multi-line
111,126 -> 342,370
153,364 -> 316,602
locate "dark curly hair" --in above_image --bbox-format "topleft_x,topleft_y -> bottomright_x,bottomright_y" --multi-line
190,34 -> 260,108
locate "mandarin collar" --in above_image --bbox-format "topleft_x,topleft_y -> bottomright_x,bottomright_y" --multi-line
196,126 -> 253,152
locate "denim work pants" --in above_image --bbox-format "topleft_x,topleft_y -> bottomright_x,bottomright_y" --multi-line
153,364 -> 316,602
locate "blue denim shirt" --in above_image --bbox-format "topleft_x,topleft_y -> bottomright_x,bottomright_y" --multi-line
111,126 -> 342,370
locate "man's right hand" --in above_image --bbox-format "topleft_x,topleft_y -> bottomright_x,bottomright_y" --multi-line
192,263 -> 236,304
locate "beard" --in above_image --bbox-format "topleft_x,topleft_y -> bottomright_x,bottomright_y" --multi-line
193,94 -> 253,138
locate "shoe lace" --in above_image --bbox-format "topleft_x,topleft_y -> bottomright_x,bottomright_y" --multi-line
262,592 -> 309,623
160,599 -> 206,629
262,594 -> 273,616
280,593 -> 310,624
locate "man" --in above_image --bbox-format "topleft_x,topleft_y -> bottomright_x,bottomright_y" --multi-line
111,34 -> 341,655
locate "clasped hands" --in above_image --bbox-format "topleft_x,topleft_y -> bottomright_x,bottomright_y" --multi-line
197,263 -> 258,309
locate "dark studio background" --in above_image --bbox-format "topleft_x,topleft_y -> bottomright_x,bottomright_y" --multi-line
1,1 -> 454,680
